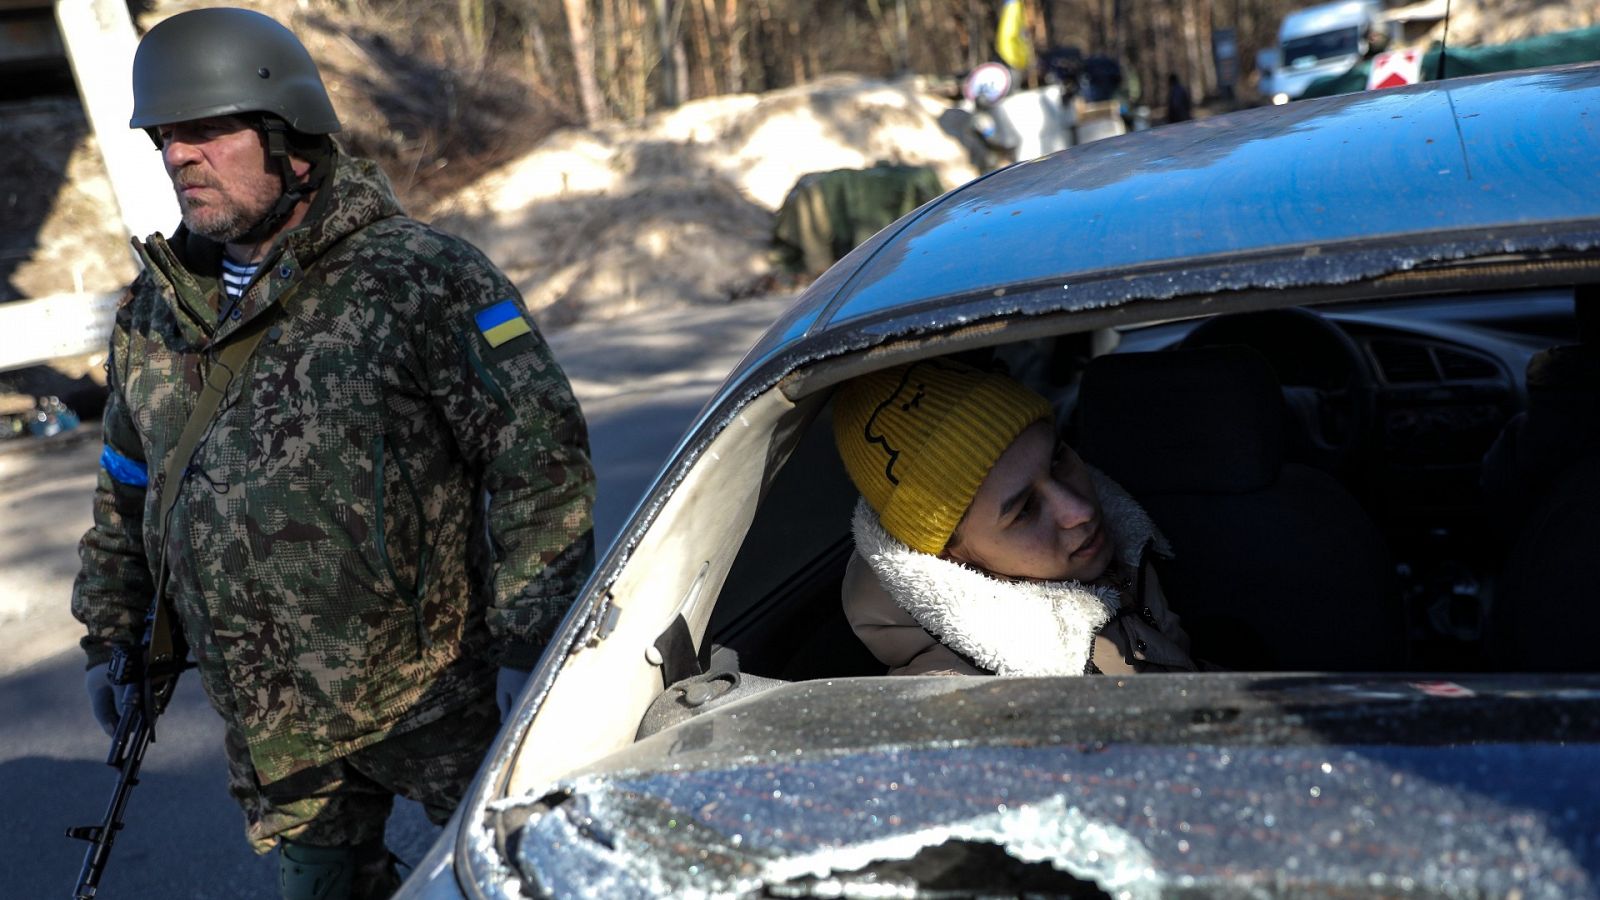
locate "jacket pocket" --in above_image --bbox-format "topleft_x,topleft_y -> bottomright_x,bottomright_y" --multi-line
372,434 -> 434,655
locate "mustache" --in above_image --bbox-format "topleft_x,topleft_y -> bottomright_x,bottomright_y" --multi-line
172,170 -> 215,189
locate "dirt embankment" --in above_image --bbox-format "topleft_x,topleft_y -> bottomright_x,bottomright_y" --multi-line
430,74 -> 978,327
1416,0 -> 1599,46
0,99 -> 138,304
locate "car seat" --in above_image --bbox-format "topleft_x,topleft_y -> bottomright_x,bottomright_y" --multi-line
1480,290 -> 1600,537
1485,455 -> 1600,672
1076,346 -> 1402,671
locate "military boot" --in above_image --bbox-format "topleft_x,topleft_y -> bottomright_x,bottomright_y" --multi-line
278,838 -> 402,900
278,841 -> 355,900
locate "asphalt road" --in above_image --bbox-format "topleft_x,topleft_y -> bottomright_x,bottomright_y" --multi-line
0,295 -> 793,899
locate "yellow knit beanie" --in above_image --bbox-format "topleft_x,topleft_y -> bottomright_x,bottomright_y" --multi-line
832,358 -> 1053,555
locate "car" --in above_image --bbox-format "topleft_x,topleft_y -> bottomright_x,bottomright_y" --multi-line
399,63 -> 1600,899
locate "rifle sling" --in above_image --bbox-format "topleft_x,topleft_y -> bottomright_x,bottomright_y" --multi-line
146,312 -> 275,668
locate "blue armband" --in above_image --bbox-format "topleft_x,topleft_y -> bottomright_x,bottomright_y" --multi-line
100,445 -> 149,488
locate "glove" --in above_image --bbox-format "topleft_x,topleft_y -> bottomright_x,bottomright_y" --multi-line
496,667 -> 532,718
85,663 -> 122,737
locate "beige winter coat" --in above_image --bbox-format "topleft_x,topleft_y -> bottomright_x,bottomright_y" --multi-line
843,468 -> 1197,677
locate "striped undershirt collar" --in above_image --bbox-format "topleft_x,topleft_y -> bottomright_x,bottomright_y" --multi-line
220,257 -> 259,304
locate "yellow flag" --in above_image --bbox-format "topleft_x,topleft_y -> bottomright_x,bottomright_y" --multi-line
996,0 -> 1031,70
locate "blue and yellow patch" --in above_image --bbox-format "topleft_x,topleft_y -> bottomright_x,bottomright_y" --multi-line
474,300 -> 531,348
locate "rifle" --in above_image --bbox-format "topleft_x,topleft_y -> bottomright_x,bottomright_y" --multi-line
66,613 -> 192,899
64,295 -> 276,897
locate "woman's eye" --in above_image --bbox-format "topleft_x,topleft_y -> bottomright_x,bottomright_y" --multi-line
1016,494 -> 1039,522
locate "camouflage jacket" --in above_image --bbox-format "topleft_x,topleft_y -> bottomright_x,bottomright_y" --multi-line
73,151 -> 596,784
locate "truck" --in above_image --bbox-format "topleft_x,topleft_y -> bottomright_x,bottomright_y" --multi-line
1261,0 -> 1385,104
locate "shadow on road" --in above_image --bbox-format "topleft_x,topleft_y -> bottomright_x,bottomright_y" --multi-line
2,647 -> 438,899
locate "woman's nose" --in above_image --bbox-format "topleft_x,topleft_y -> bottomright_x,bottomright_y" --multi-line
1045,481 -> 1095,530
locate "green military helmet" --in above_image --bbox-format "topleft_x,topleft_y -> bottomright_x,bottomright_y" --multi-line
130,7 -> 340,135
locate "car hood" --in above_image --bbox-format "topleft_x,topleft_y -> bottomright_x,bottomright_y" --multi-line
502,673 -> 1600,899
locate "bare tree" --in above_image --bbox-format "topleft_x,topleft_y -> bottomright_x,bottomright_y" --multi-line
352,0 -> 1314,129
562,0 -> 607,124
655,0 -> 690,107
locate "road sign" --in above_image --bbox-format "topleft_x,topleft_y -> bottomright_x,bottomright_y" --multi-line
963,62 -> 1012,106
1367,48 -> 1423,91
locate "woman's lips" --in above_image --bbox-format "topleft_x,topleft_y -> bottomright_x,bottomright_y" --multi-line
1071,525 -> 1105,559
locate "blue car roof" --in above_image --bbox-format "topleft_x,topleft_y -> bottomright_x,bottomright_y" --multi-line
752,63 -> 1600,359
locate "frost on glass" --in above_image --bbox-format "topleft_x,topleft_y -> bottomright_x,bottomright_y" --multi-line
499,740 -> 1594,899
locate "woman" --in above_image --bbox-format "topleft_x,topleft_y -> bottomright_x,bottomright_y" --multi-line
832,356 -> 1199,676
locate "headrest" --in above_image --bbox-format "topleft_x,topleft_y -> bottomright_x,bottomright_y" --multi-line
1078,347 -> 1284,494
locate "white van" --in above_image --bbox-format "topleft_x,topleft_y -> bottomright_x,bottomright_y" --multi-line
1263,0 -> 1383,103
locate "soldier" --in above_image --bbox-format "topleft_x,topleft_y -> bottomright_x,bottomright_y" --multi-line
72,8 -> 595,898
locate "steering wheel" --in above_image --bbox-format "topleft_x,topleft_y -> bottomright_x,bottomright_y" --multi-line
1179,307 -> 1376,473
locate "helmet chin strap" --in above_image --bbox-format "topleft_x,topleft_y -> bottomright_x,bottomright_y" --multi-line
231,117 -> 327,247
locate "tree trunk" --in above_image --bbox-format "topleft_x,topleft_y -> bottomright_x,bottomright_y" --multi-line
620,0 -> 649,118
457,0 -> 489,69
653,0 -> 684,107
563,0 -> 607,124
722,0 -> 745,93
895,0 -> 910,75
598,0 -> 618,111
526,16 -> 558,97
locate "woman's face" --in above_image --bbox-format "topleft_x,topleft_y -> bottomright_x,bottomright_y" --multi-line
946,421 -> 1113,583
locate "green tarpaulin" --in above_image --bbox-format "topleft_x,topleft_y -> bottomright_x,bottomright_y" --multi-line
1300,24 -> 1600,99
773,163 -> 944,276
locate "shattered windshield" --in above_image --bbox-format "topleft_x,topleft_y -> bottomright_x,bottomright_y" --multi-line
1283,27 -> 1361,68
494,676 -> 1600,899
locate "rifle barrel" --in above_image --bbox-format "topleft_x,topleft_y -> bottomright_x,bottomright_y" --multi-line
68,700 -> 153,898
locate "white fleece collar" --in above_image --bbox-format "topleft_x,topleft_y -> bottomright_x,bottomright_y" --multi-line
852,467 -> 1168,677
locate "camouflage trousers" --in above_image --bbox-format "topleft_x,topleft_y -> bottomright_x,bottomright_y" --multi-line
225,693 -> 501,854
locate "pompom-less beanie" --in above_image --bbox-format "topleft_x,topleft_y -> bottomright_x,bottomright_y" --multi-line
832,358 -> 1053,555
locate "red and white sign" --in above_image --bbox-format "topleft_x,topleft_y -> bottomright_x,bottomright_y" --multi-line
1367,48 -> 1424,91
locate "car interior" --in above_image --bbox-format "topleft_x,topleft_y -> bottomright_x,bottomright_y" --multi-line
700,285 -> 1599,690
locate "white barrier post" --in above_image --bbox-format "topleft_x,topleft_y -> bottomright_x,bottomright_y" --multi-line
54,0 -> 178,243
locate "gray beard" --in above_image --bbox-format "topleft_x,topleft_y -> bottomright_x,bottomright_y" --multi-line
180,200 -> 256,244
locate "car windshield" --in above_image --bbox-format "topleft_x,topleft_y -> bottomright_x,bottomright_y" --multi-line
1283,26 -> 1360,67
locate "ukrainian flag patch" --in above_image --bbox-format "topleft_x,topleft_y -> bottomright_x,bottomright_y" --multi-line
475,300 -> 531,348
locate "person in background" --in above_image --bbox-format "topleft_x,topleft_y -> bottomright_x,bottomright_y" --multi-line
831,357 -> 1199,677
1166,73 -> 1194,123
73,8 -> 594,898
